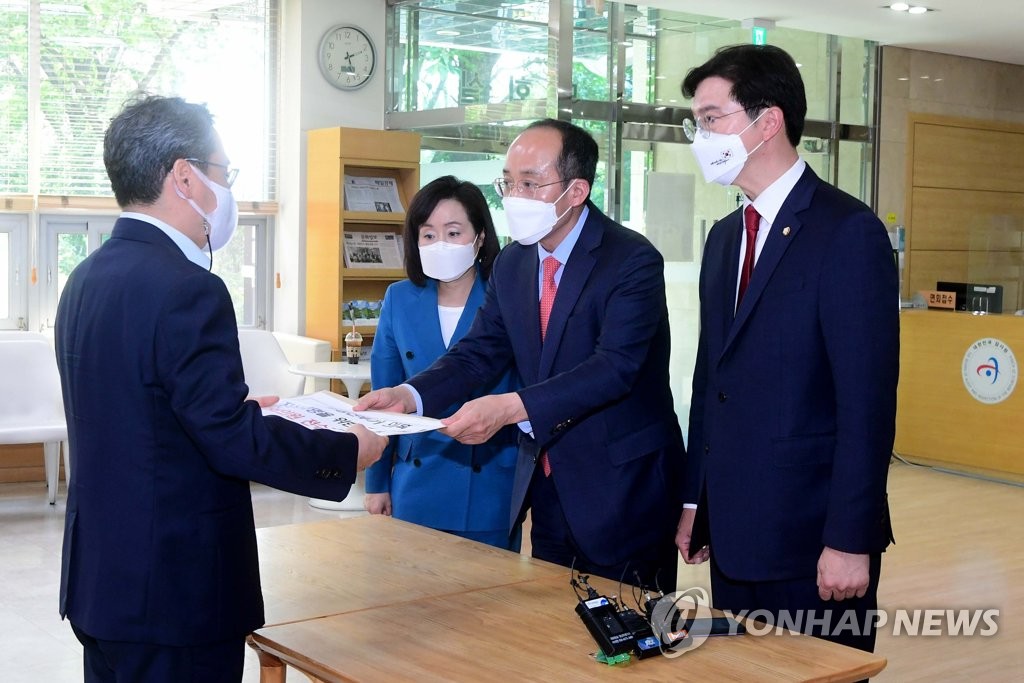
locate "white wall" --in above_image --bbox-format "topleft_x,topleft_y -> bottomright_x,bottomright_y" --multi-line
277,0 -> 388,334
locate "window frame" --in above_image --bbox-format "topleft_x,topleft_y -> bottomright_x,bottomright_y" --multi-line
0,214 -> 29,331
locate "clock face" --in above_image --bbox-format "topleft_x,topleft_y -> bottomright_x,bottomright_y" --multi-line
318,25 -> 375,90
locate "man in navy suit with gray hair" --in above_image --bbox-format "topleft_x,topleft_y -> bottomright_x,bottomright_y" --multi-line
55,94 -> 386,682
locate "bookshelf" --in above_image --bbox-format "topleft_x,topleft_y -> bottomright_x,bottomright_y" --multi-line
305,127 -> 421,357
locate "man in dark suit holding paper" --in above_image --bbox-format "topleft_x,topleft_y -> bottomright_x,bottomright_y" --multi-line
676,45 -> 899,653
358,119 -> 685,592
55,95 -> 386,683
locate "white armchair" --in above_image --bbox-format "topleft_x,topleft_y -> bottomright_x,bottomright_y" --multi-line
237,329 -> 308,399
0,332 -> 70,504
271,331 -> 332,394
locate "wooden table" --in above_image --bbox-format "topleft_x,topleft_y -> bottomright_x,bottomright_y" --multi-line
257,515 -> 564,626
251,517 -> 886,682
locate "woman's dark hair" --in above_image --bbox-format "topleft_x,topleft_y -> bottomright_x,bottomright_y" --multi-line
681,44 -> 807,147
403,175 -> 500,287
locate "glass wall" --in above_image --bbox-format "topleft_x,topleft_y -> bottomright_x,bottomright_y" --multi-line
385,0 -> 879,431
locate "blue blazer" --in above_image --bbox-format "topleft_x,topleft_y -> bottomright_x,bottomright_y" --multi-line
55,217 -> 359,646
366,272 -> 518,533
408,204 -> 686,567
687,166 -> 899,582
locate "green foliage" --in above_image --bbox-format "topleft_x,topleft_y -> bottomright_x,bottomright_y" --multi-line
1,0 -> 212,195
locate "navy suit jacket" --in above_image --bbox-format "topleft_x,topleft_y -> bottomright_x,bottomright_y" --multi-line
55,217 -> 359,646
366,272 -> 518,532
408,204 -> 685,566
687,167 -> 899,582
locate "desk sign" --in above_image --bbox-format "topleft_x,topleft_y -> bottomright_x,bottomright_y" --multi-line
920,290 -> 956,310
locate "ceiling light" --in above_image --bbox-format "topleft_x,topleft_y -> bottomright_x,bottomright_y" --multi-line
886,3 -> 934,13
436,29 -> 460,36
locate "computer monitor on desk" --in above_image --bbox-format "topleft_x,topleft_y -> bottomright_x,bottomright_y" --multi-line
936,281 -> 1004,313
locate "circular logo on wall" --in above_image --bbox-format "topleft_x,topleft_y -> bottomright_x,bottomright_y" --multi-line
962,337 -> 1018,404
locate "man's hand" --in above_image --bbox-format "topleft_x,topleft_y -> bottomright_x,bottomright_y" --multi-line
364,492 -> 392,516
248,395 -> 279,408
817,546 -> 870,601
354,386 -> 415,414
440,393 -> 527,444
347,424 -> 387,471
676,508 -> 709,564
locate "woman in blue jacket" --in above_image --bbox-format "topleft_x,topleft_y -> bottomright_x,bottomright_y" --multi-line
365,175 -> 520,550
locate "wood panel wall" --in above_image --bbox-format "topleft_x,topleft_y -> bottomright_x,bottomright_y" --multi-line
905,115 -> 1024,311
0,444 -> 47,483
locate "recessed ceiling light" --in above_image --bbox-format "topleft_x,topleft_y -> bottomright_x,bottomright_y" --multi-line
885,3 -> 934,13
436,29 -> 460,36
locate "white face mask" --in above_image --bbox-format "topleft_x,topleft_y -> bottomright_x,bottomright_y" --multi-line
689,110 -> 767,186
419,239 -> 478,282
501,183 -> 574,245
176,165 -> 239,252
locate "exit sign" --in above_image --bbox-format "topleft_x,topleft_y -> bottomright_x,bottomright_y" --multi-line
752,27 -> 768,45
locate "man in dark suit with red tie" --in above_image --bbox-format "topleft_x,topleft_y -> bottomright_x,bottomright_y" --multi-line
358,119 -> 685,592
676,45 -> 899,654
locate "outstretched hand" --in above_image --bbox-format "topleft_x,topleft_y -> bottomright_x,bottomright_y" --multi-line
440,393 -> 526,445
354,386 -> 415,414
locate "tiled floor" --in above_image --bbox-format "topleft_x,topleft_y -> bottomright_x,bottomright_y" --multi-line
0,480 -> 360,683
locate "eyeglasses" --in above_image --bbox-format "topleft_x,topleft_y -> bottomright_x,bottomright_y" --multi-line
185,158 -> 239,188
493,177 -> 565,199
682,108 -> 750,142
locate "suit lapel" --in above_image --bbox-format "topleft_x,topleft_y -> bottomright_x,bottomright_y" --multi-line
408,280 -> 447,356
505,246 -> 543,386
538,211 -> 600,379
451,271 -> 487,346
722,166 -> 819,357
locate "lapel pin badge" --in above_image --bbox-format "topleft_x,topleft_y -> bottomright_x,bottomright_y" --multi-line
782,226 -> 791,236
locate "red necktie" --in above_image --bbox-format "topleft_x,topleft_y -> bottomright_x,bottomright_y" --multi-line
539,256 -> 559,340
539,256 -> 559,476
738,204 -> 760,306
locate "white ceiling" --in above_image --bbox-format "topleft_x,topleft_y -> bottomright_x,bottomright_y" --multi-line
648,0 -> 1024,66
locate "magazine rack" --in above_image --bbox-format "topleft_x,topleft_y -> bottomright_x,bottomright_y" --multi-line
305,127 -> 421,359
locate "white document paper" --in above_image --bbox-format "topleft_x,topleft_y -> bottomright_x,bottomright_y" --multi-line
262,391 -> 443,436
343,231 -> 404,269
343,175 -> 404,212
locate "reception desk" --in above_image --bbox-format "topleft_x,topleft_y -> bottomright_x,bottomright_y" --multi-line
896,309 -> 1024,481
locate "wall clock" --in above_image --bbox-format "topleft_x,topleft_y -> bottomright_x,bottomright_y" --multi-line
318,24 -> 376,90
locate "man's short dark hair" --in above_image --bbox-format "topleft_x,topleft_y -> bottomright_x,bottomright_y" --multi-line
103,94 -> 217,208
525,118 -> 599,193
681,44 -> 807,147
403,175 -> 501,287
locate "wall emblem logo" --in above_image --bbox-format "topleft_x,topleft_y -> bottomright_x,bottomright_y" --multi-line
962,337 -> 1017,404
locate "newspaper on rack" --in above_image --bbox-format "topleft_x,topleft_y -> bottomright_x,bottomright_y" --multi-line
343,174 -> 404,212
262,390 -> 442,436
343,231 -> 403,269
